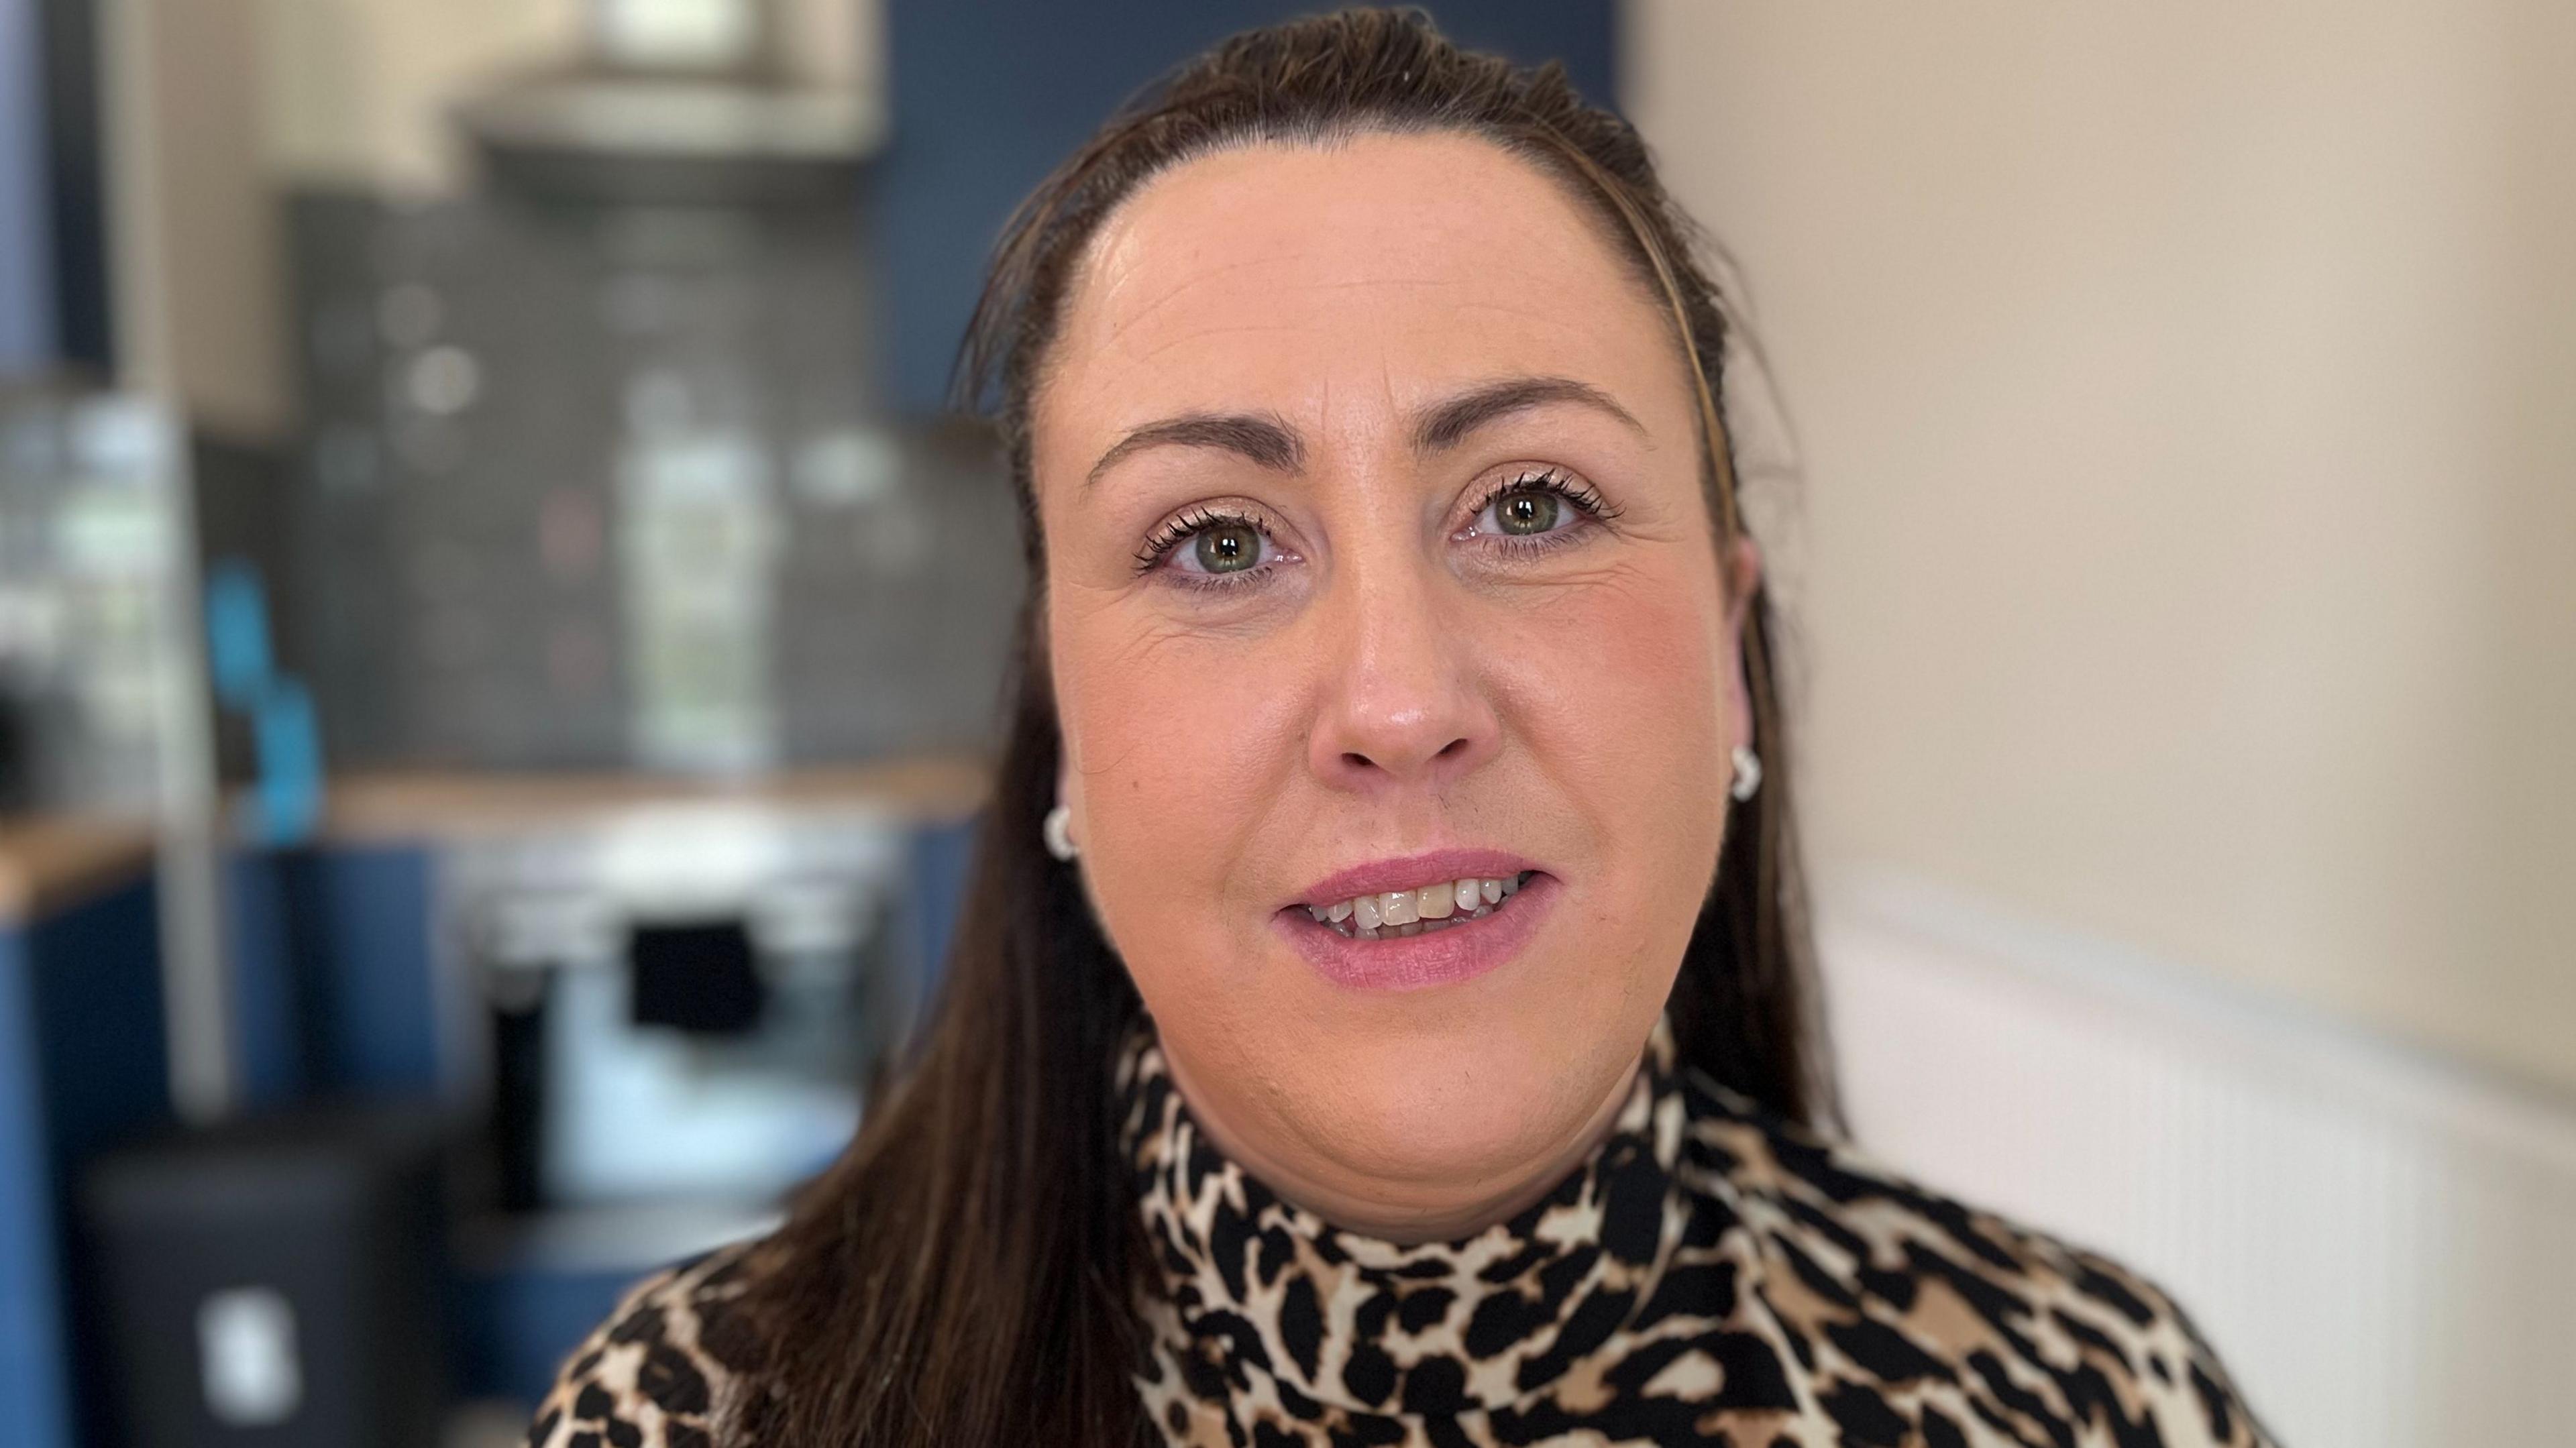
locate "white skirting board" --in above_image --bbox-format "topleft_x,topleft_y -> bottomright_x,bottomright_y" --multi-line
1817,871 -> 2576,1448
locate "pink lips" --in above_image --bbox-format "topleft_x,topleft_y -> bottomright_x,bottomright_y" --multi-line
1275,848 -> 1558,993
1290,848 -> 1538,909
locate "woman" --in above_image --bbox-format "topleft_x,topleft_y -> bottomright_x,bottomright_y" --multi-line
531,11 -> 2275,1447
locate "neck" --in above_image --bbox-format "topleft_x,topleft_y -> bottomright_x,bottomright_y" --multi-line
1159,1047 -> 1646,1245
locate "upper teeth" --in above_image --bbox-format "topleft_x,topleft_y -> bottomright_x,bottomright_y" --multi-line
1303,873 -> 1527,937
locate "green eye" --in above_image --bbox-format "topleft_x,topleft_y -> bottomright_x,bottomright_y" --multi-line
1495,488 -> 1561,536
1194,522 -> 1263,572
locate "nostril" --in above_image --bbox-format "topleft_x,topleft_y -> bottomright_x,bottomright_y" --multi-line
1329,734 -> 1481,779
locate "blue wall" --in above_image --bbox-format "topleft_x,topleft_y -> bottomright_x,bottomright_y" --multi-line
0,921 -> 76,1448
0,878 -> 171,1448
232,846 -> 445,1099
877,0 -> 1619,413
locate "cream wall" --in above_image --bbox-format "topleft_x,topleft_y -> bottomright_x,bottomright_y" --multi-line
255,0 -> 881,195
256,0 -> 588,196
106,0 -> 292,435
1625,3 -> 2576,1093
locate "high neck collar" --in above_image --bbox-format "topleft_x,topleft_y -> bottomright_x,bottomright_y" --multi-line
1114,1015 -> 1691,1418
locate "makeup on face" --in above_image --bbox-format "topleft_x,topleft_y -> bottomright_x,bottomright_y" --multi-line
1272,848 -> 1560,991
1032,132 -> 1734,1235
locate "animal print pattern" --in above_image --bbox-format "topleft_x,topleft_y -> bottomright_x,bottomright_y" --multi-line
1118,1015 -> 2279,1447
525,1235 -> 773,1448
529,1015 -> 2279,1447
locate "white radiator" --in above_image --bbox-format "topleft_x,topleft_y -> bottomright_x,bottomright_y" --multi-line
1819,872 -> 2576,1448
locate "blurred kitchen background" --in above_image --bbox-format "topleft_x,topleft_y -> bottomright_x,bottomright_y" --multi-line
0,2 -> 2567,1445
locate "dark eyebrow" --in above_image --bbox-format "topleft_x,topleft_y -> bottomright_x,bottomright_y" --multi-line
1081,376 -> 1642,492
1085,412 -> 1303,490
1411,376 -> 1647,453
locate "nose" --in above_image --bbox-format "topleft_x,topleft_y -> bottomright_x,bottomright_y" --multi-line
1306,555 -> 1501,793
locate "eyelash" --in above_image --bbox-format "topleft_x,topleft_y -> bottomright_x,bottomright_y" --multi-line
1131,467 -> 1620,593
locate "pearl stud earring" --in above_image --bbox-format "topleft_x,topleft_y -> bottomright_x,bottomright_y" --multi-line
1729,744 -> 1763,803
1042,801 -> 1078,862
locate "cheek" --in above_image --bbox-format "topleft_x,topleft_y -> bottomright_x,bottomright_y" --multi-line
1496,561 -> 1734,901
1052,608 -> 1306,980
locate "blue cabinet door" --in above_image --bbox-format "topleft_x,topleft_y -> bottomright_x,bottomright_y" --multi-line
875,0 -> 1618,413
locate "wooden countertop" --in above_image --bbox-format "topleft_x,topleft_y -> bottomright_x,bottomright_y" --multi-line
0,755 -> 996,922
0,813 -> 158,925
312,755 -> 996,844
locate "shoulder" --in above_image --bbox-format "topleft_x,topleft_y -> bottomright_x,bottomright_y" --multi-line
1674,1069 -> 2278,1447
526,1236 -> 778,1448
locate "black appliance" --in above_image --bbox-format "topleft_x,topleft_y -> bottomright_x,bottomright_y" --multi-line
78,1104 -> 453,1448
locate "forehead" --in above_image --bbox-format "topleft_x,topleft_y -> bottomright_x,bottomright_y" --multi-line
1034,130 -> 1680,459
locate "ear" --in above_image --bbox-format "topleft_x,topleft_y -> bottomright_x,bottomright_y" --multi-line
1721,533 -> 1763,747
1055,741 -> 1081,850
1038,600 -> 1080,836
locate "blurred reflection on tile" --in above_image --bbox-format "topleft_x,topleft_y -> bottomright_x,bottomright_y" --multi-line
284,188 -> 1021,775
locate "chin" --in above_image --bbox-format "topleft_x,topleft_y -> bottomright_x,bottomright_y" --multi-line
1289,1011 -> 1624,1201
1142,917 -> 1672,1227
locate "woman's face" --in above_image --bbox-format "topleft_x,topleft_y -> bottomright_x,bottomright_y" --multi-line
1033,131 -> 1760,1239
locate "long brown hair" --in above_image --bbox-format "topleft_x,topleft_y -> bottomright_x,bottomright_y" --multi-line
735,10 -> 1833,1443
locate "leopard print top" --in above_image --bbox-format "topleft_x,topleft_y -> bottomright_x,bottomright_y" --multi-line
530,1015 -> 2277,1447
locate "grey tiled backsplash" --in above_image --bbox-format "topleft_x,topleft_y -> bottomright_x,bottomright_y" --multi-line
284,188 -> 1022,773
